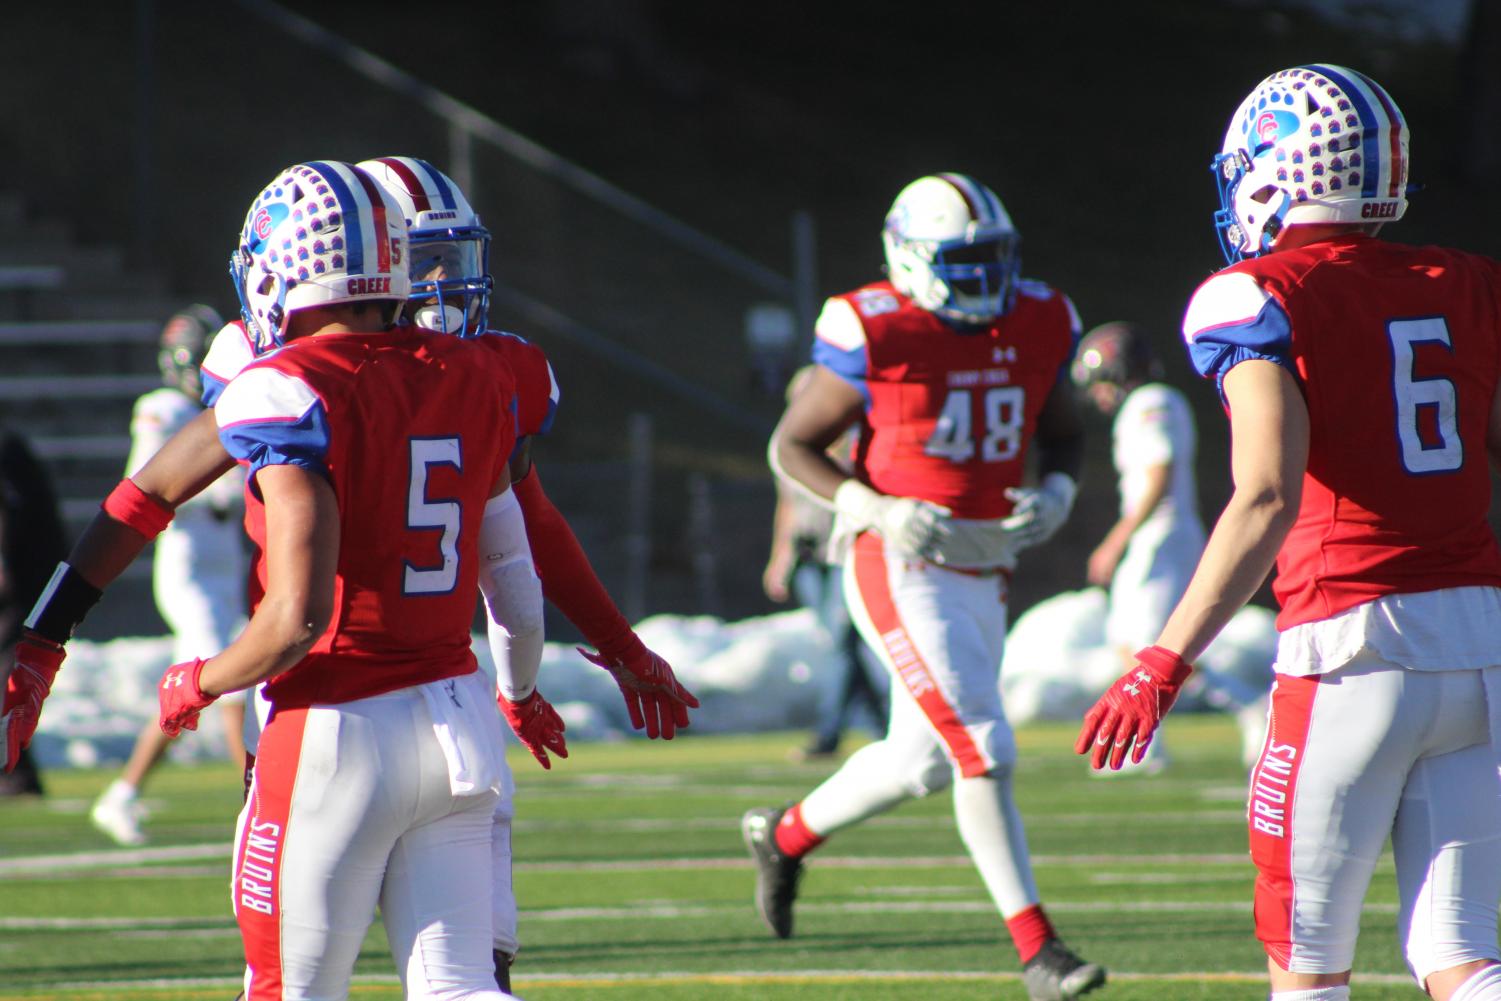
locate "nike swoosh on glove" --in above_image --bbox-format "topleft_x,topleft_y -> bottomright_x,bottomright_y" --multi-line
2,632 -> 65,773
579,646 -> 700,739
833,479 -> 950,562
499,689 -> 568,769
1075,646 -> 1193,770
158,658 -> 217,738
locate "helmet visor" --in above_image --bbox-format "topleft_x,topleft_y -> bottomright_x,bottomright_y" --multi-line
410,233 -> 484,287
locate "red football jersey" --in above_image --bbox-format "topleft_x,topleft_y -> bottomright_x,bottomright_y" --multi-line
1183,235 -> 1501,628
215,326 -> 519,707
471,330 -> 559,439
813,279 -> 1080,519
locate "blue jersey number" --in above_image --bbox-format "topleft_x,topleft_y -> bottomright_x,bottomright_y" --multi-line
403,436 -> 463,595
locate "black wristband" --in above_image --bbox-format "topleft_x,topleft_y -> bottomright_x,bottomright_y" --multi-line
23,562 -> 104,644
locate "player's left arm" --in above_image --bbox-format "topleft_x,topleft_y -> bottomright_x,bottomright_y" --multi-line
1077,359 -> 1306,768
160,464 -> 337,735
509,459 -> 699,740
1001,370 -> 1085,550
1487,372 -> 1501,475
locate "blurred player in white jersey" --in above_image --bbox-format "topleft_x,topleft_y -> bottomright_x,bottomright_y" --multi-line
91,306 -> 247,846
1077,65 -> 1501,1001
745,173 -> 1104,1001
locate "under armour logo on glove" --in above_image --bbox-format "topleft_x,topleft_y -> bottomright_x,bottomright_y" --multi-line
499,689 -> 568,770
157,658 -> 218,738
1075,646 -> 1193,771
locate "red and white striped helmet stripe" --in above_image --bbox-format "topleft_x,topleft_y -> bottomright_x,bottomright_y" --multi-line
936,172 -> 1007,226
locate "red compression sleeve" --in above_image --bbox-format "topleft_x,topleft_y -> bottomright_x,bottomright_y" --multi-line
513,467 -> 645,663
102,478 -> 174,540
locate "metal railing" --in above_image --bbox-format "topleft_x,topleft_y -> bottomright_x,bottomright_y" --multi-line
232,0 -> 810,435
233,0 -> 800,301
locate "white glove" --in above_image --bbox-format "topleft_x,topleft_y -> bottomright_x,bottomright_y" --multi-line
833,480 -> 950,562
1000,472 -> 1077,553
926,518 -> 1017,569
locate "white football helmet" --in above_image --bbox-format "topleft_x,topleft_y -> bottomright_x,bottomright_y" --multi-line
882,173 -> 1020,325
1213,64 -> 1409,264
231,161 -> 410,352
356,156 -> 492,336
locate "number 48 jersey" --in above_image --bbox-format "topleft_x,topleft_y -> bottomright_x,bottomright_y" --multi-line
1183,234 -> 1501,628
214,326 -> 521,709
813,279 -> 1080,519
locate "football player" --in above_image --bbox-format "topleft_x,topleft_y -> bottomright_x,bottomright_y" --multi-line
1077,65 -> 1501,1001
91,305 -> 250,846
169,159 -> 527,999
744,173 -> 1104,1000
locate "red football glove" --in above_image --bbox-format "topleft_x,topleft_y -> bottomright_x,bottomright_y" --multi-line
500,689 -> 568,770
579,646 -> 699,740
158,658 -> 218,738
2,632 -> 65,773
1075,646 -> 1194,770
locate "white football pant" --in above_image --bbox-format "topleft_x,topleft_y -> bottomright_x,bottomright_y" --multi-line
1250,654 -> 1501,983
234,670 -> 511,1000
799,531 -> 1040,917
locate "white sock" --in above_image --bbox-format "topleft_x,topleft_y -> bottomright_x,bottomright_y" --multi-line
1450,964 -> 1501,1001
101,779 -> 138,804
1270,987 -> 1349,1001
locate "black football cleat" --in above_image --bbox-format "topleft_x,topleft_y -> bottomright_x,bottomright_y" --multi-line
1022,938 -> 1106,1000
741,806 -> 803,939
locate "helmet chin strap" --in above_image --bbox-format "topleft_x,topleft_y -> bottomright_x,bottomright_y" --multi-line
414,303 -> 467,334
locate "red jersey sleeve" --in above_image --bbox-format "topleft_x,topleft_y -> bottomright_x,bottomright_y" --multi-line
480,331 -> 558,438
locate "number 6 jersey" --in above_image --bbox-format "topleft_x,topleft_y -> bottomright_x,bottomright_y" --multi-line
214,325 -> 527,709
812,279 -> 1080,519
1183,233 -> 1501,629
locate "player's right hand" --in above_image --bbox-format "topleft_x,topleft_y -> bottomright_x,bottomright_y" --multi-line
579,646 -> 699,740
2,632 -> 65,772
499,689 -> 568,770
1075,646 -> 1193,770
158,658 -> 218,738
834,479 -> 949,562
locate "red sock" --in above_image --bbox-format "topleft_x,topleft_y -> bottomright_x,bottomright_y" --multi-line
1006,904 -> 1056,964
773,803 -> 825,858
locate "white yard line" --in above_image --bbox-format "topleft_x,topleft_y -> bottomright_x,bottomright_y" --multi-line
0,896 -> 1399,932
0,841 -> 1261,876
37,966 -> 1420,992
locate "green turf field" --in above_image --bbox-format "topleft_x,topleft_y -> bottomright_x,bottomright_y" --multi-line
0,718 -> 1423,999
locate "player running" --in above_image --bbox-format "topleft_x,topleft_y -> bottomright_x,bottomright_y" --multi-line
744,173 -> 1104,1000
1077,64 -> 1501,1001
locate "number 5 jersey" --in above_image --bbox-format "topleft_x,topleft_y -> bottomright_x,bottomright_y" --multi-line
213,325 -> 553,708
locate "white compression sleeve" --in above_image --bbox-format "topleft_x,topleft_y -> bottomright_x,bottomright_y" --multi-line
477,489 -> 545,701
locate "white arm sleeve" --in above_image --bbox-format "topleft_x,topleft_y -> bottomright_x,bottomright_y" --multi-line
477,488 -> 545,701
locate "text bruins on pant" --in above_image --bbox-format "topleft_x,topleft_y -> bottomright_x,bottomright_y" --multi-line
239,817 -> 283,915
1251,740 -> 1297,838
